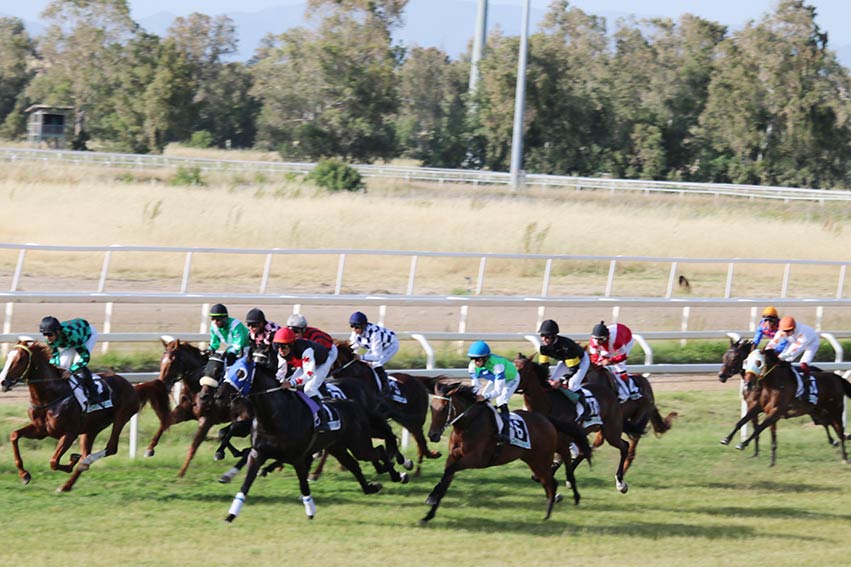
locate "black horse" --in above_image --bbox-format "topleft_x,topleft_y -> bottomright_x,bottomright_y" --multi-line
214,361 -> 407,522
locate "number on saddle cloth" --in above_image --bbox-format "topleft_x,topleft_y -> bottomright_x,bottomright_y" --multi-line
224,356 -> 254,397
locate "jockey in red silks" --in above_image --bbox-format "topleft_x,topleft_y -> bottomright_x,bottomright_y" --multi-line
587,320 -> 640,401
273,327 -> 334,431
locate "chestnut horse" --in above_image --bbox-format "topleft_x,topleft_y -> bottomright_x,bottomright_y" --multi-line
581,364 -> 676,473
0,340 -> 140,492
213,361 -> 407,522
514,354 -> 636,494
734,349 -> 851,464
421,383 -> 590,524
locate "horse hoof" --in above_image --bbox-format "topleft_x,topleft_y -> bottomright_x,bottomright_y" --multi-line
70,453 -> 81,465
735,444 -> 745,451
565,480 -> 572,489
425,496 -> 437,506
366,482 -> 383,494
21,472 -> 31,485
554,493 -> 563,503
428,451 -> 441,459
214,451 -> 225,461
144,449 -> 155,458
719,438 -> 730,446
218,476 -> 232,484
308,474 -> 319,482
615,477 -> 628,494
225,514 -> 235,523
399,473 -> 409,485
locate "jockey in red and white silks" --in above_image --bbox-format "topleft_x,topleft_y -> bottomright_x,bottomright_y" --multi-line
587,321 -> 634,375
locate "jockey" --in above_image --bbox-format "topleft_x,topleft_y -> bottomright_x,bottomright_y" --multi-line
273,327 -> 333,431
766,316 -> 820,375
208,303 -> 250,365
537,319 -> 592,416
753,305 -> 784,349
244,308 -> 280,370
587,320 -> 639,401
347,311 -> 398,396
286,313 -> 338,373
40,316 -> 99,403
467,340 -> 519,444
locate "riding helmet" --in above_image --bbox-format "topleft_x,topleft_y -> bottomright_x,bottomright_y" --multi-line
209,303 -> 229,318
245,308 -> 266,325
273,327 -> 297,345
538,319 -> 560,335
761,306 -> 779,319
591,321 -> 610,340
467,340 -> 491,358
39,316 -> 62,335
287,313 -> 308,330
779,316 -> 796,332
349,311 -> 368,327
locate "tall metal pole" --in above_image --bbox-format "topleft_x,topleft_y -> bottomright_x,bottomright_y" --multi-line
509,0 -> 531,190
468,0 -> 488,95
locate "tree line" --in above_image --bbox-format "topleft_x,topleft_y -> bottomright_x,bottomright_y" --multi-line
2,0 -> 850,188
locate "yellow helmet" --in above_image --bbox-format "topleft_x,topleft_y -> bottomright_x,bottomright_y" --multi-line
761,306 -> 778,319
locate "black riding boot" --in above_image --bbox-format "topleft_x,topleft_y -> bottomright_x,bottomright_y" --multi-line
497,404 -> 511,444
577,390 -> 593,419
375,366 -> 390,396
311,395 -> 331,432
74,367 -> 98,404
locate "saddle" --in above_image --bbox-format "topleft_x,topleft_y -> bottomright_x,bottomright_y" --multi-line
69,374 -> 113,413
297,391 -> 341,431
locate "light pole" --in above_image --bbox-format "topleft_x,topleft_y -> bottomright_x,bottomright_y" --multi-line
509,0 -> 531,190
468,0 -> 488,95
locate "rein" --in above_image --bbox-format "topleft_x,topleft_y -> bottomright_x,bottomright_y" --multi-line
431,393 -> 460,437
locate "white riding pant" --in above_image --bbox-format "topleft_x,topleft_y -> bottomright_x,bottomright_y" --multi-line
57,325 -> 98,370
301,357 -> 334,398
366,340 -> 399,368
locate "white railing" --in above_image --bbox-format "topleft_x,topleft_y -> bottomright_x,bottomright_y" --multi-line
4,147 -> 851,202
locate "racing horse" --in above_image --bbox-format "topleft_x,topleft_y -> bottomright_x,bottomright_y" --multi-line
329,343 -> 441,474
581,363 -> 677,473
0,339 -> 140,492
734,349 -> 851,464
420,383 -> 591,524
214,360 -> 407,521
513,354 -> 636,494
138,338 -> 252,477
717,338 -> 840,464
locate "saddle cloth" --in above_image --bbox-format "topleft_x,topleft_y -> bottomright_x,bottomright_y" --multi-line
791,367 -> 819,404
69,375 -> 113,413
297,391 -> 341,431
322,383 -> 347,400
387,376 -> 407,404
610,371 -> 641,402
485,405 -> 531,449
577,387 -> 602,427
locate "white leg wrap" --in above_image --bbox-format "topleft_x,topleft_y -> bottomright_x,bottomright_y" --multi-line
81,449 -> 107,466
302,495 -> 316,517
228,492 -> 246,517
222,467 -> 240,482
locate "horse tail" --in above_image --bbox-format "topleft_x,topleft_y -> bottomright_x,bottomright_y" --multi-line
546,416 -> 592,467
649,406 -> 678,436
133,379 -> 168,409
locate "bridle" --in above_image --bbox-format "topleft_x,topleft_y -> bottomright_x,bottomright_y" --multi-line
2,344 -> 35,388
431,392 -> 460,438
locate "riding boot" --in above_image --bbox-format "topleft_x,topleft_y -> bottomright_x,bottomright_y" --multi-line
375,366 -> 390,397
310,395 -> 331,432
800,363 -> 817,404
576,389 -> 594,420
497,404 -> 511,444
74,367 -> 98,404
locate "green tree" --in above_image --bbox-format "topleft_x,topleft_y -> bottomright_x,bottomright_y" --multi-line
393,46 -> 469,167
143,38 -> 196,151
0,18 -> 37,138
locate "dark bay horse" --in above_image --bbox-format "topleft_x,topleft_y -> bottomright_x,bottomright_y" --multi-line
514,354 -> 635,493
582,363 -> 676,473
0,339 -> 140,492
421,384 -> 590,524
215,362 -> 407,521
330,343 -> 441,475
718,338 -> 839,464
735,349 -> 851,464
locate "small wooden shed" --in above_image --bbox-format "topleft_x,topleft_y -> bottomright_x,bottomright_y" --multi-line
26,105 -> 73,148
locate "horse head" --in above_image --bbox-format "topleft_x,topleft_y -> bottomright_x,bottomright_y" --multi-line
718,338 -> 754,383
159,336 -> 207,388
0,340 -> 53,392
513,353 -> 550,390
428,381 -> 472,442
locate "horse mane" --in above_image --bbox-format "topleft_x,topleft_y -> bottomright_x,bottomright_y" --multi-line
22,341 -> 67,376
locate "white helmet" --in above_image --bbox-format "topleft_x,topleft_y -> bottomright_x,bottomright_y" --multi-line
286,313 -> 308,329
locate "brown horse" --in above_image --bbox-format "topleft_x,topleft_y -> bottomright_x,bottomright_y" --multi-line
718,338 -> 840,464
514,354 -> 635,493
582,364 -> 676,473
329,343 -> 441,475
0,339 -> 140,492
735,348 -> 851,464
421,384 -> 590,524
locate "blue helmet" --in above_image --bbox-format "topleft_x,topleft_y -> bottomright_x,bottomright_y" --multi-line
467,340 -> 491,358
349,311 -> 368,327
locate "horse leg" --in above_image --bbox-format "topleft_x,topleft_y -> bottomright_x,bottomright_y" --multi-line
292,457 -> 318,519
420,458 -> 463,525
410,428 -> 440,477
49,432 -> 81,473
622,435 -> 640,475
604,427 -> 629,494
769,423 -> 777,467
527,455 -> 559,520
219,448 -> 251,484
822,425 -> 839,447
79,399 -> 137,472
225,448 -> 268,522
592,430 -> 604,448
328,446 -> 383,494
308,450 -> 329,482
177,416 -> 215,477
736,411 -> 782,452
140,381 -> 173,457
720,407 -> 761,447
10,423 -> 48,484
58,433 -> 96,492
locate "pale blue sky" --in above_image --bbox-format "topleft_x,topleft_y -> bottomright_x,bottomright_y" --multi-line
3,1 -> 849,52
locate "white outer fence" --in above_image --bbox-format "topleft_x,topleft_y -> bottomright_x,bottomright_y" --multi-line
4,147 -> 851,202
